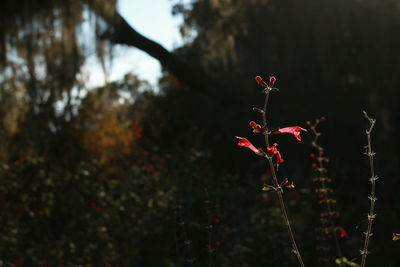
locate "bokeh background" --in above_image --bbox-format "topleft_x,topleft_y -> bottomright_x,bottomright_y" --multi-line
0,0 -> 399,266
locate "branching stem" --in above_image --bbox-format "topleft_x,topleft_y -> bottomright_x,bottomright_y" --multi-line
309,119 -> 344,265
360,111 -> 377,267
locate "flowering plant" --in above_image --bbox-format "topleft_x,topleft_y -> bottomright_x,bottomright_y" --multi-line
235,75 -> 306,267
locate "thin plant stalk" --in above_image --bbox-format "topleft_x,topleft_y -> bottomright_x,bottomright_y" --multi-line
360,111 -> 377,267
204,188 -> 213,267
262,89 -> 305,267
309,118 -> 344,265
175,202 -> 196,267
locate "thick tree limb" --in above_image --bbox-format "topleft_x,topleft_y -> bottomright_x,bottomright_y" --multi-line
102,13 -> 216,92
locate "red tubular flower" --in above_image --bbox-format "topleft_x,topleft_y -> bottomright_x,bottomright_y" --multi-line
212,218 -> 220,224
235,136 -> 260,154
337,227 -> 347,238
249,121 -> 263,133
274,126 -> 307,141
311,162 -> 318,168
12,259 -> 23,266
266,143 -> 284,165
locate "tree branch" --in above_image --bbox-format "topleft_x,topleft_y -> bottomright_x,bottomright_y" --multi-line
101,13 -> 216,92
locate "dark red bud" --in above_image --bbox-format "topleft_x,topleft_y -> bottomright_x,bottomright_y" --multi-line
269,76 -> 276,86
255,76 -> 263,84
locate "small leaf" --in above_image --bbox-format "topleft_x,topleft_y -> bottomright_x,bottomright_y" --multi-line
262,185 -> 271,191
291,249 -> 300,256
393,233 -> 400,241
335,257 -> 361,267
285,181 -> 295,188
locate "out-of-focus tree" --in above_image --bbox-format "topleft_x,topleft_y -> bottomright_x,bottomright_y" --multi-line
0,0 -> 117,157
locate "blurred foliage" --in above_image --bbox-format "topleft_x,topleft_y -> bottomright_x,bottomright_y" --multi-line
0,0 -> 400,266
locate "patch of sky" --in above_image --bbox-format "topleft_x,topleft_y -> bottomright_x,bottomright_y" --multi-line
83,0 -> 192,90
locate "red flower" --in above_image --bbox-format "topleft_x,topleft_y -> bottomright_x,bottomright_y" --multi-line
267,143 -> 284,165
249,121 -> 263,133
15,158 -> 25,166
274,126 -> 307,141
90,202 -> 101,212
235,136 -> 260,154
311,163 -> 318,168
212,218 -> 220,224
337,227 -> 347,238
12,259 -> 23,266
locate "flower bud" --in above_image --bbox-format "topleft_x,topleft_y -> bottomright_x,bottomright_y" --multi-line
269,76 -> 276,86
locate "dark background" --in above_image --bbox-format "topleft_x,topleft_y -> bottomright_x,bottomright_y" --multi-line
0,0 -> 399,266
